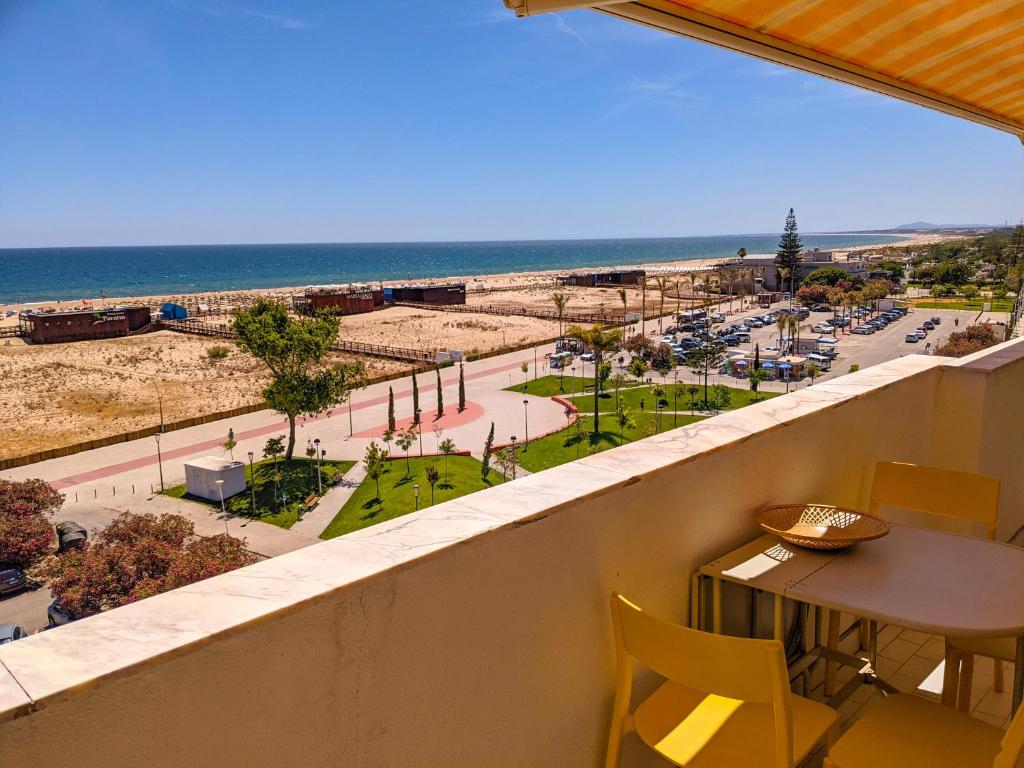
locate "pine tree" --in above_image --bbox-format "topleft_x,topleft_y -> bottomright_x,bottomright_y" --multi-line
775,208 -> 803,296
412,370 -> 420,423
436,368 -> 444,418
387,386 -> 396,431
458,363 -> 466,412
481,422 -> 495,481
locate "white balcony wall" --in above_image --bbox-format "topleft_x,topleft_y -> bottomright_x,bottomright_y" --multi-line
0,341 -> 1021,768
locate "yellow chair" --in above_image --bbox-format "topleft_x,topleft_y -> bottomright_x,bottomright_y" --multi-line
606,593 -> 838,768
824,461 -> 1002,707
824,692 -> 1024,768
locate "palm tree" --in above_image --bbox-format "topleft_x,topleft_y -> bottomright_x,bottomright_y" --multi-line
566,324 -> 623,434
551,292 -> 568,339
775,315 -> 789,352
787,315 -> 801,355
638,276 -> 648,337
673,280 -> 682,317
706,273 -> 722,313
737,246 -> 747,263
724,271 -> 736,314
777,267 -> 791,301
616,288 -> 628,329
654,276 -> 669,332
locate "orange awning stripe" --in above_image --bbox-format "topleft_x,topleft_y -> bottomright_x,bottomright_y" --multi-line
504,0 -> 1024,140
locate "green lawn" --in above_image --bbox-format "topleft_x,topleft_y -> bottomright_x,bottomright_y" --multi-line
320,455 -> 499,539
164,458 -> 355,529
506,373 -> 639,397
568,383 -> 775,414
914,299 -> 1014,312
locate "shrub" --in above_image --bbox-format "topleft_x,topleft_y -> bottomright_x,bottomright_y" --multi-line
935,325 -> 1000,358
207,345 -> 230,360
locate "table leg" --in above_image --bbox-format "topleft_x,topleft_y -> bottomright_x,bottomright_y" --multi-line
712,577 -> 722,635
1014,635 -> 1024,714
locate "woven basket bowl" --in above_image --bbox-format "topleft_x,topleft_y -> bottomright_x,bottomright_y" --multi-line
755,503 -> 890,550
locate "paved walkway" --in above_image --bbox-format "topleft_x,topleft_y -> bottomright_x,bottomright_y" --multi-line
290,463 -> 366,537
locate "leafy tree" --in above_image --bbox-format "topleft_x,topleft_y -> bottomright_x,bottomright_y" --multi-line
520,361 -> 529,391
624,334 -> 652,356
412,370 -> 420,423
650,344 -> 674,377
439,438 -> 456,483
40,512 -> 256,620
481,422 -> 495,481
775,208 -> 803,295
0,478 -> 63,569
597,360 -> 612,392
629,356 -> 648,383
875,260 -> 906,282
713,384 -> 732,410
804,361 -> 822,384
262,435 -> 286,500
381,428 -> 394,457
615,406 -> 636,443
387,386 -> 396,431
566,324 -> 623,433
425,465 -> 440,505
436,368 -> 444,417
931,283 -> 957,298
395,427 -> 415,476
232,301 -> 363,459
686,342 -> 725,409
753,343 -> 761,370
795,284 -> 830,306
223,428 -> 237,460
737,246 -> 747,262
458,363 -> 466,412
936,324 -> 1000,357
803,267 -> 861,287
933,261 -> 972,286
616,288 -> 628,322
747,368 -> 768,400
494,446 -> 516,480
686,385 -> 699,412
363,441 -> 387,504
959,283 -> 981,299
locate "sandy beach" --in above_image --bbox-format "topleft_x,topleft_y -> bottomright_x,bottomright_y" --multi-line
0,232 -> 952,460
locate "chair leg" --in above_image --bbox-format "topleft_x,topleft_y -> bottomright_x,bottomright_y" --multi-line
994,658 -> 1005,693
942,643 -> 960,708
857,618 -> 869,653
957,653 -> 975,713
825,609 -> 840,697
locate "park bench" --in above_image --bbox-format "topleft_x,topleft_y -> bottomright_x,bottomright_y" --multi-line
303,493 -> 319,510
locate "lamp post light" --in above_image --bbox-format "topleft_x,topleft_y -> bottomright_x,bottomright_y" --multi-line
413,483 -> 420,510
154,380 -> 165,434
510,436 -> 517,479
154,431 -> 165,493
247,451 -> 256,513
571,365 -> 577,394
522,399 -> 529,450
215,479 -> 227,535
313,438 -> 322,495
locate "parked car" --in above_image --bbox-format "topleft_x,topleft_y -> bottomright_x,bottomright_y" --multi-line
56,521 -> 88,553
678,323 -> 695,332
579,352 -> 595,362
0,567 -> 27,596
744,318 -> 763,328
812,323 -> 834,333
720,334 -> 742,346
905,333 -> 920,343
832,317 -> 850,328
851,326 -> 874,335
0,624 -> 27,645
811,304 -> 832,312
922,320 -> 935,330
931,316 -> 942,325
733,331 -> 751,343
915,329 -> 927,339
47,600 -> 74,627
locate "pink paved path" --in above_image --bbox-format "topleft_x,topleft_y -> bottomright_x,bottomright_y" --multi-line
353,401 -> 485,438
50,357 -> 529,489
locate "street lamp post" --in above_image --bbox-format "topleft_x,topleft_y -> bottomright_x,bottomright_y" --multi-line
522,399 -> 529,450
154,380 -> 165,434
314,438 -> 322,495
247,451 -> 256,513
510,436 -> 517,479
215,479 -> 227,535
154,432 -> 165,493
416,411 -> 423,455
413,483 -> 420,510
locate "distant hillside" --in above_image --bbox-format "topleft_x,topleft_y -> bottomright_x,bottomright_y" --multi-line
894,221 -> 1000,231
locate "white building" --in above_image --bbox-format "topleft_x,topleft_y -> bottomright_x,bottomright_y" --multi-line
184,456 -> 247,502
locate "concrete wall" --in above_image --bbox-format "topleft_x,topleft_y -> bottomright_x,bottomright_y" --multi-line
0,342 -> 1021,767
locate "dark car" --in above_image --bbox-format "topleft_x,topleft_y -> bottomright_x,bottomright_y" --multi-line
0,568 -> 26,595
679,323 -> 695,332
47,600 -> 74,627
811,304 -> 832,312
0,624 -> 27,645
56,521 -> 88,553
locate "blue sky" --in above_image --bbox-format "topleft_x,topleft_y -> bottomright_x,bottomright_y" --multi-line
1,0 -> 1021,248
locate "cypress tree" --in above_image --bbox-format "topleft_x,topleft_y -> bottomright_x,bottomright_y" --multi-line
481,422 -> 495,481
436,368 -> 444,418
775,208 -> 803,296
387,386 -> 396,431
754,343 -> 761,370
412,370 -> 420,423
458,362 -> 466,412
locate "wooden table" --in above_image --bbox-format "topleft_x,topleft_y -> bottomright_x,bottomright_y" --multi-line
698,524 -> 1024,711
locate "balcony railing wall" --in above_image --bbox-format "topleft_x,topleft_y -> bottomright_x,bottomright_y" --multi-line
1,340 -> 1022,767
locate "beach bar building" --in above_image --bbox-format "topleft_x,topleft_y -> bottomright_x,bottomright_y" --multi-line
299,286 -> 385,316
557,269 -> 645,287
387,283 -> 467,305
23,306 -> 152,344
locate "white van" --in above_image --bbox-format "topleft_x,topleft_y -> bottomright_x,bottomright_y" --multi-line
805,352 -> 832,371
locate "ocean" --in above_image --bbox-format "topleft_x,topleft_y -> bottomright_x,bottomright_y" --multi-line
0,234 -> 905,304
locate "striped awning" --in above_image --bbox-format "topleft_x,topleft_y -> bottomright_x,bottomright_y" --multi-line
503,1 -> 1024,140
